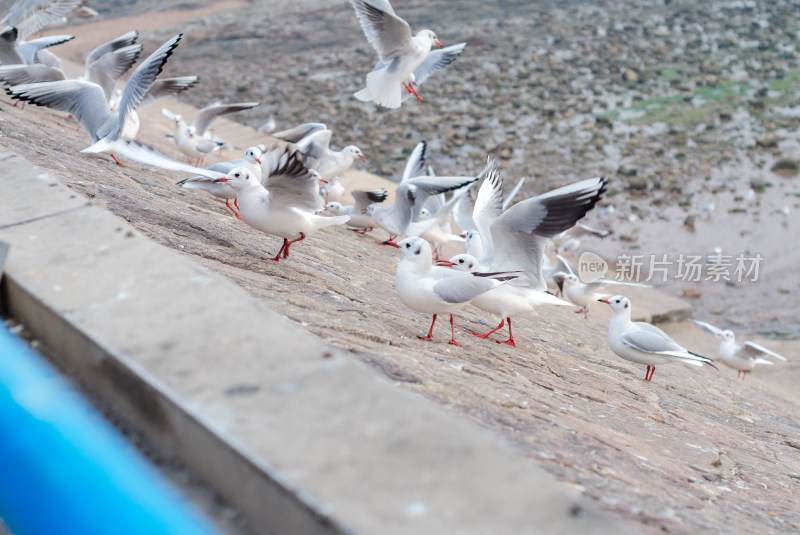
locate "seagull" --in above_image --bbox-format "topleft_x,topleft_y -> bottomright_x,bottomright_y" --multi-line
555,270 -> 648,319
599,295 -> 715,382
367,140 -> 476,246
0,30 -> 142,101
395,237 -> 517,346
690,319 -> 788,377
443,161 -> 607,346
162,101 -> 259,164
324,188 -> 388,234
320,175 -> 347,203
6,34 -> 185,166
349,0 -> 444,108
1,0 -> 84,37
212,148 -> 349,262
291,127 -> 366,181
0,25 -> 73,66
176,146 -> 263,220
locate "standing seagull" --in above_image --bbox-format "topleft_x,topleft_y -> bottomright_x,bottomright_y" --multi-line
349,0 -> 443,108
395,237 -> 517,346
599,296 -> 715,382
6,34 -> 184,166
212,148 -> 349,262
690,320 -> 788,378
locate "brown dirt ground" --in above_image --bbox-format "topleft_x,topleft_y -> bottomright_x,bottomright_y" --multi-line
1,8 -> 799,534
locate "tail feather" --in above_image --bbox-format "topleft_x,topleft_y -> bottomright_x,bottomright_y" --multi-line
354,87 -> 372,102
365,68 -> 402,109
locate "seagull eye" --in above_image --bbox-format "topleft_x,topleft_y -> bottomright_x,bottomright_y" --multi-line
405,243 -> 411,248
615,299 -> 620,303
458,259 -> 464,263
624,303 -> 628,308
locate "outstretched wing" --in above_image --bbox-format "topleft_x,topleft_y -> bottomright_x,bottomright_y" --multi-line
408,42 -> 466,87
6,79 -> 110,142
742,341 -> 788,361
262,148 -> 323,212
116,34 -> 183,132
193,101 -> 259,136
351,188 -> 388,212
689,319 -> 724,337
489,177 -> 608,288
349,0 -> 414,63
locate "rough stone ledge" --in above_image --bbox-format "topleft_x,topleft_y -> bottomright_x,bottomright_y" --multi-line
0,148 -> 629,534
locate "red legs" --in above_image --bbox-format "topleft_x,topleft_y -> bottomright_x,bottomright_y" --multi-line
738,370 -> 748,379
380,234 -> 400,248
225,199 -> 242,220
573,307 -> 589,319
349,227 -> 372,235
472,319 -> 505,339
234,198 -> 240,211
447,315 -> 460,346
496,318 -> 516,347
264,233 -> 305,262
110,154 -> 125,166
416,315 -> 460,346
644,365 -> 656,382
417,314 -> 437,341
404,81 -> 423,103
473,318 -> 516,347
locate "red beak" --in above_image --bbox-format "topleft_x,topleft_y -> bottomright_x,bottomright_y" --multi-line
434,40 -> 443,48
598,298 -> 610,304
256,158 -> 262,164
319,178 -> 328,184
213,178 -> 230,183
435,260 -> 457,267
358,154 -> 367,161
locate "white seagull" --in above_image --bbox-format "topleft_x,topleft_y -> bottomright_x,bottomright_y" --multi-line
349,0 -> 443,108
176,146 -> 263,220
0,25 -> 73,66
0,30 -> 142,102
367,140 -> 476,246
292,128 -> 366,181
324,188 -> 388,234
599,295 -> 715,382
690,319 -> 788,378
395,237 -> 517,346
6,34 -> 184,166
554,269 -> 648,319
212,148 -> 349,262
162,101 -> 259,165
444,161 -> 607,346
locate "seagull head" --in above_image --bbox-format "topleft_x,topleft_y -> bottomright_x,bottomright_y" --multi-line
422,30 -> 443,48
186,125 -> 197,139
398,237 -> 431,263
325,202 -> 343,215
346,145 -> 367,162
598,295 -> 630,312
213,167 -> 255,189
244,146 -> 262,164
445,254 -> 476,271
718,330 -> 735,342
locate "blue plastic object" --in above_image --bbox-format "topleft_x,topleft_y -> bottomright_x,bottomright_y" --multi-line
0,324 -> 219,535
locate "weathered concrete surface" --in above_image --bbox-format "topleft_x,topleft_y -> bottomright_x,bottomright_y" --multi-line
0,150 -> 628,533
0,70 -> 798,535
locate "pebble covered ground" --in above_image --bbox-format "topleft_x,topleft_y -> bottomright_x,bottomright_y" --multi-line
3,0 -> 800,533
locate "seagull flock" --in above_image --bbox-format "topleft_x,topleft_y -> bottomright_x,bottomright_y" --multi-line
1,0 -> 789,383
